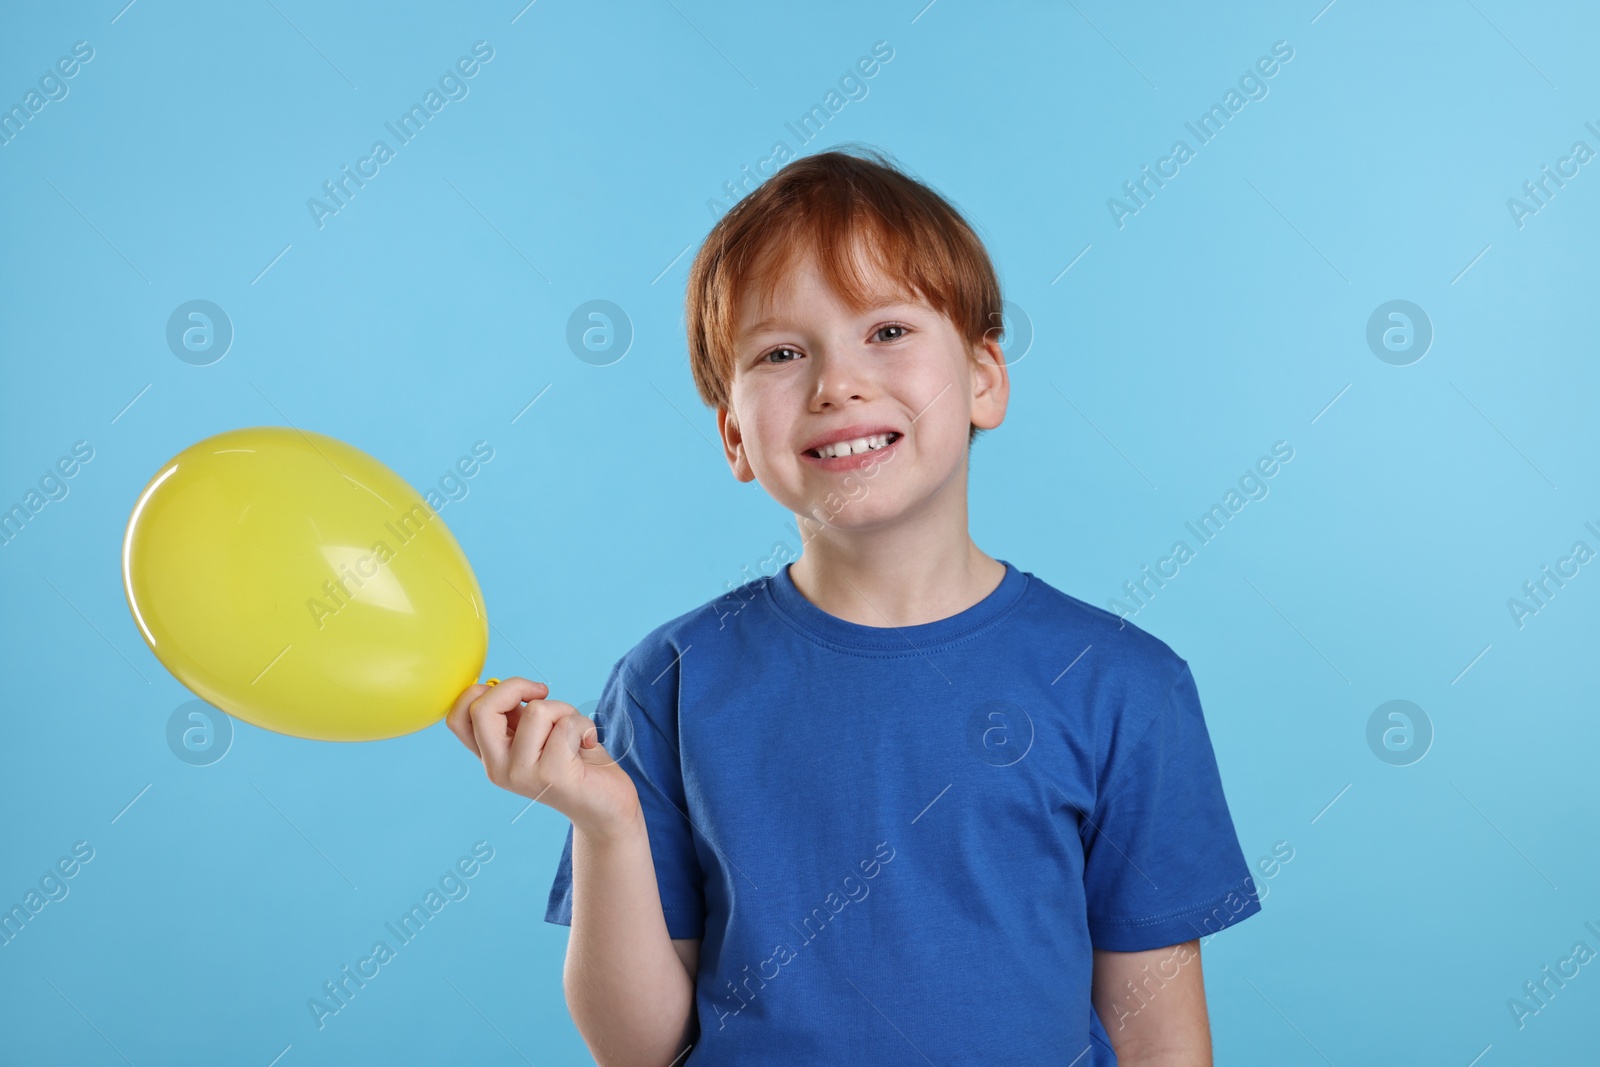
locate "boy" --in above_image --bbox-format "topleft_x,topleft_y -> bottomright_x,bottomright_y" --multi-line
446,146 -> 1261,1065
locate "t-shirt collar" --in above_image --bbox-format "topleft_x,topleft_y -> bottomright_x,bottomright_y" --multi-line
763,558 -> 1030,654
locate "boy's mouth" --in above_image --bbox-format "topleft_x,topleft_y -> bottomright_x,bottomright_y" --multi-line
801,430 -> 903,469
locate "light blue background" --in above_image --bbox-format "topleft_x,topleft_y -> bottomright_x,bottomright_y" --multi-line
2,1 -> 1597,1064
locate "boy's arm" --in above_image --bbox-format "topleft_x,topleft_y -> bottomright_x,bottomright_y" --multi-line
671,937 -> 701,980
1090,940 -> 1212,1066
566,806 -> 698,1067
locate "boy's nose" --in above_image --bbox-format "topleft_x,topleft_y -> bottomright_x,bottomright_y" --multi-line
809,353 -> 872,408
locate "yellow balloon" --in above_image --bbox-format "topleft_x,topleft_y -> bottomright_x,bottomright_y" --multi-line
121,427 -> 488,742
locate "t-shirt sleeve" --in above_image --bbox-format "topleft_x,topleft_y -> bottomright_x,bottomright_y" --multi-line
543,657 -> 707,939
1082,660 -> 1261,951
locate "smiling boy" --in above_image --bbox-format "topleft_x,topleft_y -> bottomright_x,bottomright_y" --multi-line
447,145 -> 1261,1065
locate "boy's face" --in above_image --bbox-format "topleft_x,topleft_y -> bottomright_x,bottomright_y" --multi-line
718,243 -> 1008,533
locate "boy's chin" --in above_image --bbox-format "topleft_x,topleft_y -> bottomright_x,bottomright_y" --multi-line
791,495 -> 911,533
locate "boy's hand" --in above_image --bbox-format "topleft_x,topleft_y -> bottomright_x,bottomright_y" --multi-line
445,677 -> 640,839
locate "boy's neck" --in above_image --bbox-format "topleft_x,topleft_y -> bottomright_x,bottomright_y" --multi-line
786,532 -> 1007,630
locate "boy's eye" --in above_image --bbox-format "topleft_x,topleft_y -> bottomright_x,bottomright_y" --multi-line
762,346 -> 802,364
874,323 -> 911,342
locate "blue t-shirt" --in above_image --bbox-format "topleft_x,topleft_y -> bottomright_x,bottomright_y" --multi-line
545,559 -> 1261,1064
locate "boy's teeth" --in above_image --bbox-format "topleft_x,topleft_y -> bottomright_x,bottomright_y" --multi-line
815,433 -> 895,459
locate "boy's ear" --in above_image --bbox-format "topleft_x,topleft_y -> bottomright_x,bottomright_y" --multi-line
970,336 -> 1010,432
717,406 -> 758,483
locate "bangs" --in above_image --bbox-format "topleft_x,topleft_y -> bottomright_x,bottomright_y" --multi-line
736,198 -> 924,327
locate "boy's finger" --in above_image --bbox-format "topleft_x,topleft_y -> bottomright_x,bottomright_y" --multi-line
506,700 -> 573,780
467,678 -> 550,781
571,713 -> 602,750
445,684 -> 491,756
